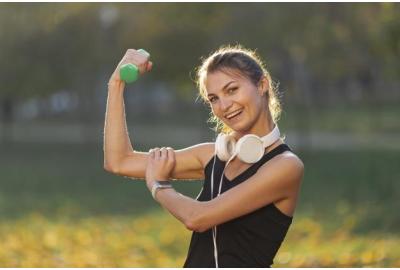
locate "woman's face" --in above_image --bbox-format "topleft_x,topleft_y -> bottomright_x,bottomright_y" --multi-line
205,69 -> 267,134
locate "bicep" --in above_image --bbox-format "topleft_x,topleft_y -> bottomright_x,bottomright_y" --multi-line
196,155 -> 303,230
172,143 -> 214,180
113,143 -> 214,180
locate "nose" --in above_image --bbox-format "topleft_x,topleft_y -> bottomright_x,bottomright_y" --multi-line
219,97 -> 233,112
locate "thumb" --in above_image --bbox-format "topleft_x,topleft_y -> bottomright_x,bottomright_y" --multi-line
146,61 -> 153,72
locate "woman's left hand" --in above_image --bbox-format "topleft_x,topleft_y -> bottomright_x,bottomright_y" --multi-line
145,147 -> 176,189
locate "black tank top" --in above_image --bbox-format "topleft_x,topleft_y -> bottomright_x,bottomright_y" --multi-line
183,144 -> 293,268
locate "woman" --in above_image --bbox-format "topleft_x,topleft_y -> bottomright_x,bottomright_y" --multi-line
103,45 -> 304,267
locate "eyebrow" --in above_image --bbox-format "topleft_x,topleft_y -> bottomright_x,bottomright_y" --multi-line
207,81 -> 236,97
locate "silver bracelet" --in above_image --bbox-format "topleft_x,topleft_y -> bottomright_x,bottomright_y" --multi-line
151,181 -> 173,200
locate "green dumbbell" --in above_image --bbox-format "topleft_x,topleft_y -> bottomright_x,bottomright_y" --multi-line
119,49 -> 150,83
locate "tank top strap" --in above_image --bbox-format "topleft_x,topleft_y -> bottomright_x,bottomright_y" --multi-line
252,144 -> 292,171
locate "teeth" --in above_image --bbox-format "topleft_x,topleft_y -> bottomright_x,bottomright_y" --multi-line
226,110 -> 242,119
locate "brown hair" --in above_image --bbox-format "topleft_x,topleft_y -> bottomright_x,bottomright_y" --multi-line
196,44 -> 282,134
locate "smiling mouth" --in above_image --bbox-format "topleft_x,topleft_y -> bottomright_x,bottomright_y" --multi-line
225,109 -> 243,120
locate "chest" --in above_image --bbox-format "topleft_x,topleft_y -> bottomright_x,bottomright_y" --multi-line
223,158 -> 253,182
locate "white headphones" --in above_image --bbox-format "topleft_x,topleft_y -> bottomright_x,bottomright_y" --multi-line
210,124 -> 281,267
215,124 -> 281,164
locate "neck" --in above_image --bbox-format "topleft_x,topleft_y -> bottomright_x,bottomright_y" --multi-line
233,110 -> 274,139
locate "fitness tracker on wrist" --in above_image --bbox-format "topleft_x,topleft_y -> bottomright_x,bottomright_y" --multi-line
151,180 -> 173,200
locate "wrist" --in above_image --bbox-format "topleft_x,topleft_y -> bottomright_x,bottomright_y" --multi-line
108,78 -> 125,90
146,176 -> 168,189
150,180 -> 173,201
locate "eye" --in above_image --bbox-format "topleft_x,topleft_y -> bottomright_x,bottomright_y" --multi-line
227,87 -> 238,94
208,96 -> 218,104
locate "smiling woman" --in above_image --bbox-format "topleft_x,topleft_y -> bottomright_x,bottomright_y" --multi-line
196,45 -> 282,135
103,44 -> 304,268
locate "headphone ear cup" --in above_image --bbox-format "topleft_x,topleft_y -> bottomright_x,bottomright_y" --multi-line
236,135 -> 264,163
216,133 -> 236,161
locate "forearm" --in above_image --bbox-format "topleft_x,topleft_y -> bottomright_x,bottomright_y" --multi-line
103,80 -> 134,169
152,187 -> 205,231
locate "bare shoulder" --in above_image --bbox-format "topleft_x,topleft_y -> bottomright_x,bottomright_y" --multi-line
276,151 -> 304,173
260,149 -> 304,183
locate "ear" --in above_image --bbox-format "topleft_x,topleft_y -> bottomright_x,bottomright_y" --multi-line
258,76 -> 269,96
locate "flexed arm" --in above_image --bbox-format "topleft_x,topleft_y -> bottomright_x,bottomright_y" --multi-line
103,49 -> 213,180
103,49 -> 152,176
147,148 -> 303,232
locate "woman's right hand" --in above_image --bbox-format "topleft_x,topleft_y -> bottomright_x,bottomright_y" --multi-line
109,49 -> 153,85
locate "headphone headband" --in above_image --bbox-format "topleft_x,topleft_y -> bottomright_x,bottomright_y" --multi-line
262,125 -> 280,148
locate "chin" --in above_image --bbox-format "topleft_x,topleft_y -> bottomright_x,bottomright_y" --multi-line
229,121 -> 252,134
220,114 -> 253,133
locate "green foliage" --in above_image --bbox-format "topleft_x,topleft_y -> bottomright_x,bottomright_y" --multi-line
0,141 -> 399,231
1,3 -> 399,102
0,141 -> 399,267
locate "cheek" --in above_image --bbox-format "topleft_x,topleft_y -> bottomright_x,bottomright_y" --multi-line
242,95 -> 262,117
237,93 -> 252,108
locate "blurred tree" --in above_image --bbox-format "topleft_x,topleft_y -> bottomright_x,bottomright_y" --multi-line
0,4 -> 82,139
0,2 -> 399,133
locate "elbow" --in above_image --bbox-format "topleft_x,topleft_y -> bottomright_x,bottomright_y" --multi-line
184,204 -> 211,233
185,220 -> 200,232
103,162 -> 121,175
185,220 -> 212,233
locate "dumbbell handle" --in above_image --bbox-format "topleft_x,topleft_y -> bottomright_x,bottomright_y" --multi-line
119,49 -> 150,83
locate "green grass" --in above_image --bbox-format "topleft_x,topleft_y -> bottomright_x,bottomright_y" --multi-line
0,141 -> 203,220
282,103 -> 400,133
1,141 -> 399,233
299,147 -> 400,233
0,141 -> 399,267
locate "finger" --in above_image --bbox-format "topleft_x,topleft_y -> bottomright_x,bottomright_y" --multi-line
146,61 -> 153,72
119,49 -> 136,66
149,148 -> 155,159
166,147 -> 173,158
121,49 -> 149,71
154,147 -> 161,160
160,147 -> 168,159
138,62 -> 149,75
166,147 -> 175,162
150,148 -> 160,159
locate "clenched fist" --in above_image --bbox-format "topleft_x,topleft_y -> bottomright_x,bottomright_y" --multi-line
145,147 -> 176,190
109,48 -> 153,84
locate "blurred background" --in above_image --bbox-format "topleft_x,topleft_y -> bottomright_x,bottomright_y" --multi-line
0,2 -> 399,267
